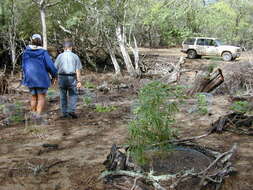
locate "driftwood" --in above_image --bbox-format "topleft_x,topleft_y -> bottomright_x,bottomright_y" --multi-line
188,68 -> 224,96
101,142 -> 237,190
209,112 -> 253,135
141,55 -> 185,84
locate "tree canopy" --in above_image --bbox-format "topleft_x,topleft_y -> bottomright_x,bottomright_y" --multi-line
1,0 -> 253,72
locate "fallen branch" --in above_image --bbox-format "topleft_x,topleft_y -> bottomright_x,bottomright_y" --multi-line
150,131 -> 212,147
101,144 -> 237,190
199,143 -> 237,175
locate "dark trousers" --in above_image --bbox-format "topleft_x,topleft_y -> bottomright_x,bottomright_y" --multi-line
58,75 -> 78,114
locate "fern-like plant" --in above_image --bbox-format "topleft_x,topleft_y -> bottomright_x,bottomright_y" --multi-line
128,81 -> 184,164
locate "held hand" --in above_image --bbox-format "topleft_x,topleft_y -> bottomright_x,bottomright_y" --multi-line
77,81 -> 82,89
52,78 -> 57,87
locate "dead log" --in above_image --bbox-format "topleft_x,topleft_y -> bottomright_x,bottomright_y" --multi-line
0,73 -> 9,95
209,112 -> 253,135
188,68 -> 224,96
140,56 -> 185,84
229,95 -> 253,102
103,144 -> 126,171
101,144 -> 237,190
160,56 -> 185,84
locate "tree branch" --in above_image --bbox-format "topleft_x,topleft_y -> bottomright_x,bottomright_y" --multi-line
57,20 -> 72,34
101,144 -> 237,189
45,0 -> 62,8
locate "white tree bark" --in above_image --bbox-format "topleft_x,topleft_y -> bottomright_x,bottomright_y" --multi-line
33,0 -> 61,49
106,41 -> 121,76
40,7 -> 47,49
9,0 -> 17,76
129,35 -> 140,75
116,25 -> 136,77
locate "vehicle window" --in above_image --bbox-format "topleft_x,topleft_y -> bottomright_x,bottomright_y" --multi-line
215,40 -> 223,46
196,39 -> 205,46
206,39 -> 216,46
184,38 -> 195,45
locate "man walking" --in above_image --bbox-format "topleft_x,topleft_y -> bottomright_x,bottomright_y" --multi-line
54,41 -> 82,119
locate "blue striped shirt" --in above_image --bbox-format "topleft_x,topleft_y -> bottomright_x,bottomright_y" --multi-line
54,50 -> 82,74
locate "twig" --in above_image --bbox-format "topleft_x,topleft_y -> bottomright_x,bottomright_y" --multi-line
199,143 -> 237,175
111,184 -> 129,190
45,160 -> 67,171
151,131 -> 212,147
130,177 -> 140,190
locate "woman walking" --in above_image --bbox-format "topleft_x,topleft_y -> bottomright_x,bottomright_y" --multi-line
22,34 -> 57,116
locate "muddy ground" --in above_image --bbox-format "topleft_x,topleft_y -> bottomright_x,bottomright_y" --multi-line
0,48 -> 253,190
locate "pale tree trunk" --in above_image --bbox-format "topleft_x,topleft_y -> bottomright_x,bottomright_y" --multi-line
106,40 -> 121,76
116,25 -> 136,77
40,7 -> 47,49
9,0 -> 17,76
10,41 -> 17,76
33,0 -> 61,49
129,35 -> 140,75
1,1 -> 5,25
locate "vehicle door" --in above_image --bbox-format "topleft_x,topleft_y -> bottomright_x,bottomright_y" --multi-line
205,39 -> 219,56
196,38 -> 208,55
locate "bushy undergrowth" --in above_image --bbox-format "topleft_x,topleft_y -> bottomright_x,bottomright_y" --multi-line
230,101 -> 251,113
128,81 -> 185,164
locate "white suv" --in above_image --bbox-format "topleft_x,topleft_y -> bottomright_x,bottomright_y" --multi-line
181,37 -> 241,61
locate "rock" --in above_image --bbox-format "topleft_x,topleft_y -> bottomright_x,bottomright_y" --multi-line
97,82 -> 110,94
3,104 -> 18,116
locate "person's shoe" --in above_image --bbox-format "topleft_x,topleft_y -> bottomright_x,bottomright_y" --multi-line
59,113 -> 69,119
68,112 -> 78,119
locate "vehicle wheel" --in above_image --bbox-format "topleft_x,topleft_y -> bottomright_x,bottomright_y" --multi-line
222,52 -> 232,61
197,55 -> 202,59
187,50 -> 197,59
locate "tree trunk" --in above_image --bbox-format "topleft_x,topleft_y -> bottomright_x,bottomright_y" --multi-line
106,41 -> 121,76
116,25 -> 136,77
1,1 -> 5,25
9,0 -> 17,76
40,7 -> 47,49
130,35 -> 140,75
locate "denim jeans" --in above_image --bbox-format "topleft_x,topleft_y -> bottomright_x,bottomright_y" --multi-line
58,75 -> 78,115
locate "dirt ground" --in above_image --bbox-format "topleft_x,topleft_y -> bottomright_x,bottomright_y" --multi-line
0,48 -> 253,190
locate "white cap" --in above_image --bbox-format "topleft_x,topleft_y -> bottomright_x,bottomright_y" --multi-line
32,34 -> 42,40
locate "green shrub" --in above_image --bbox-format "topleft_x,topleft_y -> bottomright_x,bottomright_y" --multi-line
196,94 -> 208,115
84,81 -> 96,89
230,101 -> 250,113
128,81 -> 184,164
9,101 -> 24,123
83,96 -> 92,106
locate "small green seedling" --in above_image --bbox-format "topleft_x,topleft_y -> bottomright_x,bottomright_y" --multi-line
83,96 -> 92,106
95,105 -> 117,112
84,81 -> 96,89
196,94 -> 208,115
